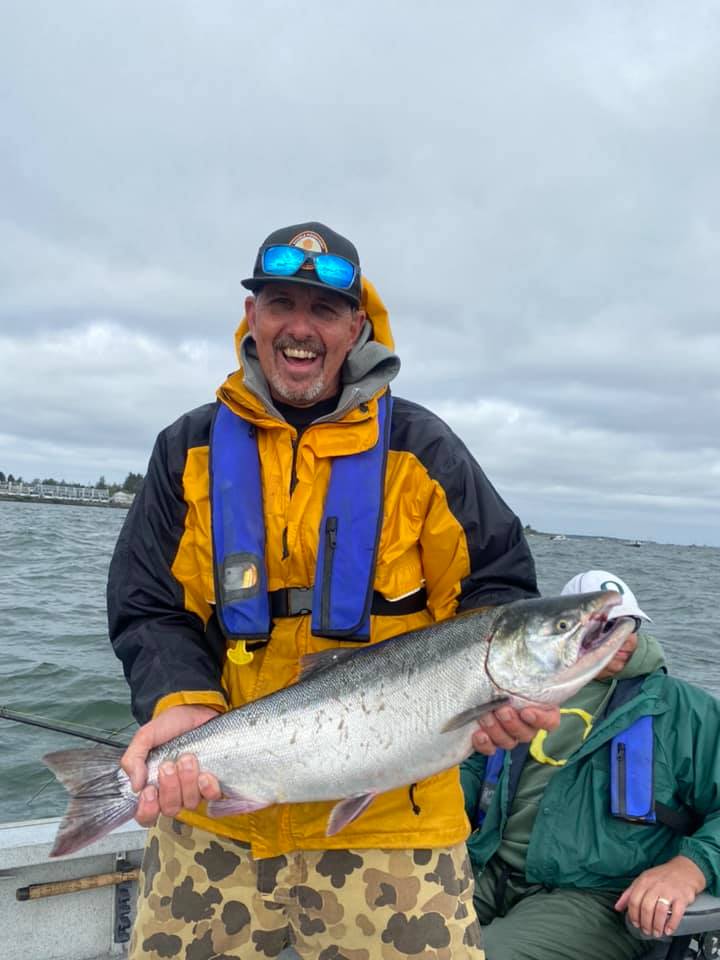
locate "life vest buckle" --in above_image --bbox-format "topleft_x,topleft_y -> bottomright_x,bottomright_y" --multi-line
270,587 -> 314,618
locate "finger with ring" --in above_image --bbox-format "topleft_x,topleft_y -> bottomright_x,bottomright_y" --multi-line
657,897 -> 672,911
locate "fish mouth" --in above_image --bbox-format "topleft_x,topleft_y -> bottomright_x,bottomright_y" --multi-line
560,593 -> 634,675
567,591 -> 626,656
533,606 -> 635,701
580,609 -> 621,653
581,614 -> 636,655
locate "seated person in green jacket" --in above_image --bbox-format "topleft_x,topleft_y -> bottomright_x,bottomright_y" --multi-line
461,569 -> 720,960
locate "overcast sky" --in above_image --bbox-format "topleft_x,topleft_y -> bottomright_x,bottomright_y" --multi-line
2,1 -> 719,546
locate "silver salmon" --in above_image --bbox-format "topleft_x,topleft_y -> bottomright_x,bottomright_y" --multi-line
44,590 -> 632,856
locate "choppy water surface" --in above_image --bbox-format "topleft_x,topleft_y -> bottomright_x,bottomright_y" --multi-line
1,499 -> 718,823
0,501 -> 134,822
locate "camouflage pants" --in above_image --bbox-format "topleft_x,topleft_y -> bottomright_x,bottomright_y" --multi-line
130,817 -> 484,959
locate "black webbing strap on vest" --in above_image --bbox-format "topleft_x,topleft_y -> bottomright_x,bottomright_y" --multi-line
599,675 -> 647,718
241,587 -> 428,651
655,801 -> 701,835
503,742 -> 531,817
494,860 -> 513,917
269,586 -> 428,621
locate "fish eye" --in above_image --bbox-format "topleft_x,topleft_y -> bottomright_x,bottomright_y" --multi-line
556,618 -> 572,632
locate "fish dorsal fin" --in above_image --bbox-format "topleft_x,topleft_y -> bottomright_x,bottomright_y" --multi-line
440,696 -> 511,733
326,792 -> 377,836
298,647 -> 357,681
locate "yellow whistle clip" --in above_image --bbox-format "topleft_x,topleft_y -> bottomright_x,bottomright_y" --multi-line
529,707 -> 593,767
227,641 -> 254,666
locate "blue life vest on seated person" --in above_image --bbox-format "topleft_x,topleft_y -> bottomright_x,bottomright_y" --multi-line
471,677 -> 697,836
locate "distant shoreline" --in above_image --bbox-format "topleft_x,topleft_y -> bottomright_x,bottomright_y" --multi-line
0,493 -> 130,510
525,527 -> 645,545
1,497 -> 711,548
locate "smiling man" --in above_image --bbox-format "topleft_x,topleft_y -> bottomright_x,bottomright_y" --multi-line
108,221 -> 551,960
243,224 -> 366,406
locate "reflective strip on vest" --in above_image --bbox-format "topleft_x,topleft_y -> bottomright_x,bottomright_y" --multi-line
210,394 -> 391,641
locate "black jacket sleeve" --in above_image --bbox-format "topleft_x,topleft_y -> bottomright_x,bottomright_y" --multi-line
107,405 -> 226,724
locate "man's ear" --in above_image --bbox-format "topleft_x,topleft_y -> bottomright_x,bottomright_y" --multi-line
350,309 -> 366,347
245,296 -> 257,334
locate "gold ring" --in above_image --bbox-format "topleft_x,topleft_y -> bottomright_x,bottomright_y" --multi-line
657,898 -> 671,906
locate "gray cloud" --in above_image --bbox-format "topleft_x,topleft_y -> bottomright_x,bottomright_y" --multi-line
1,0 -> 719,543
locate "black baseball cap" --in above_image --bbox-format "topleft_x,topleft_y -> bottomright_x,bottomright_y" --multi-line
241,221 -> 362,306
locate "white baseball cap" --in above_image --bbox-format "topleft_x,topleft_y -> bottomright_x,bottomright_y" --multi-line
560,569 -> 652,622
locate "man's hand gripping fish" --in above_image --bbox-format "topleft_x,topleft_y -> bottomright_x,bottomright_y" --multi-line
44,590 -> 632,856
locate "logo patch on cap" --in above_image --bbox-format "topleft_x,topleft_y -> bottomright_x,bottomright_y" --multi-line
290,230 -> 327,271
600,579 -> 625,595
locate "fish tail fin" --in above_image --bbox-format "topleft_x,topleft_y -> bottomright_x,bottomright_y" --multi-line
43,746 -> 138,857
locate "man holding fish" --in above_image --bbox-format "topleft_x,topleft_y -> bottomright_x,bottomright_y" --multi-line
98,221 -> 568,958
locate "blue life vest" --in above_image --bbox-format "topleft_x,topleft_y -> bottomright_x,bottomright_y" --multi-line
610,714 -> 655,823
209,393 -> 392,643
473,748 -> 506,827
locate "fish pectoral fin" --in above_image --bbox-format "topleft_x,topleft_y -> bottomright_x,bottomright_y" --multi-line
326,792 -> 377,836
440,696 -> 511,733
298,648 -> 358,682
206,787 -> 269,818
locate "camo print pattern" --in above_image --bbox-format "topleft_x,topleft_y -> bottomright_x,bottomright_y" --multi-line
129,817 -> 484,959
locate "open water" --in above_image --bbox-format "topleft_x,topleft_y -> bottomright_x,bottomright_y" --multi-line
1,498 -> 718,824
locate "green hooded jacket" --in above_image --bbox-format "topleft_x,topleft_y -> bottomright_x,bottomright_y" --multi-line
461,634 -> 720,895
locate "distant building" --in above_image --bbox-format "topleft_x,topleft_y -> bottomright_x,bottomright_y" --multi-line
110,491 -> 135,506
0,480 -> 110,502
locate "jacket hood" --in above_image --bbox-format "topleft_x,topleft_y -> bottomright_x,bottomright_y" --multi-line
221,275 -> 399,419
616,631 -> 666,679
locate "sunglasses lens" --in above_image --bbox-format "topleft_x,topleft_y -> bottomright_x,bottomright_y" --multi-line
261,246 -> 356,291
262,245 -> 307,276
314,254 -> 356,290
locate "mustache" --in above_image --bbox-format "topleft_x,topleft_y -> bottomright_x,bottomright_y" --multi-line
273,335 -> 326,356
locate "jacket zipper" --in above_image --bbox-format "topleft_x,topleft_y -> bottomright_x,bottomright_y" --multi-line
282,433 -> 299,561
321,516 -> 338,630
616,741 -> 626,817
289,434 -> 299,496
281,527 -> 289,561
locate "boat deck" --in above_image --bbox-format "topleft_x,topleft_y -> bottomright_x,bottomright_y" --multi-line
1,817 -> 145,960
1,817 -> 303,959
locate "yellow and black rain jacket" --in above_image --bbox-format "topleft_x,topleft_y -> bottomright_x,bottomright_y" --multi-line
108,277 -> 538,858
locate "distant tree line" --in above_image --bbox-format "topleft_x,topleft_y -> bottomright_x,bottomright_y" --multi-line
0,470 -> 144,495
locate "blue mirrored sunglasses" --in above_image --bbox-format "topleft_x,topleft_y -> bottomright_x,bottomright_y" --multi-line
261,245 -> 357,291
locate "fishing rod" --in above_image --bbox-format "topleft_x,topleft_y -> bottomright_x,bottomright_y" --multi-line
0,706 -> 130,748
